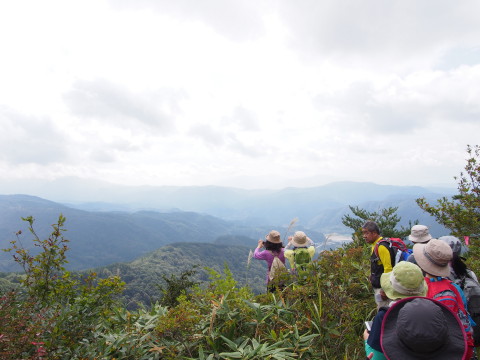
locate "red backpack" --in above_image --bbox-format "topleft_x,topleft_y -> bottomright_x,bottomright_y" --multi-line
427,277 -> 474,347
373,238 -> 412,265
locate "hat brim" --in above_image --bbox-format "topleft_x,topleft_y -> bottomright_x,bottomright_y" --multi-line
413,243 -> 451,277
408,234 -> 432,243
291,240 -> 306,247
381,297 -> 466,360
380,272 -> 427,300
265,235 -> 282,244
290,236 -> 310,248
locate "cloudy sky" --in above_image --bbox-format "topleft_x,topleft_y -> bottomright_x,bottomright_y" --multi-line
1,0 -> 479,190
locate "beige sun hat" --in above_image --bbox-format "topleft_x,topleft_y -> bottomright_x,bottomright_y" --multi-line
291,231 -> 309,247
413,239 -> 452,277
408,225 -> 433,243
265,230 -> 282,244
380,261 -> 427,300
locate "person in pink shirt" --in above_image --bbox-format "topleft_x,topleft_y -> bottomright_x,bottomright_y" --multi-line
254,230 -> 286,292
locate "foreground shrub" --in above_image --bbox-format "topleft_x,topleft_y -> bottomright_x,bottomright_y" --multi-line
1,215 -> 379,359
2,215 -> 125,359
0,292 -> 49,360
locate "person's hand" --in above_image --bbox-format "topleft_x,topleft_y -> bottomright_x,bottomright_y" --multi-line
257,239 -> 264,248
287,236 -> 293,246
363,329 -> 370,340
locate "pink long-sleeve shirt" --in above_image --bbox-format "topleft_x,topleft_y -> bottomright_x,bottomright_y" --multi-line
253,247 -> 286,284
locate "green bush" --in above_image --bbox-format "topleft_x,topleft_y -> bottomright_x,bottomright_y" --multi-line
2,215 -> 125,359
0,216 -> 390,359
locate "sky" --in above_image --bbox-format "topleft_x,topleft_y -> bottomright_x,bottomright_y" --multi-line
1,0 -> 480,191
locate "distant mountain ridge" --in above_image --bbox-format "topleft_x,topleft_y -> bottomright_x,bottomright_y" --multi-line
0,177 -> 455,212
0,181 -> 456,271
57,180 -> 453,235
0,195 -> 260,271
0,194 -> 326,272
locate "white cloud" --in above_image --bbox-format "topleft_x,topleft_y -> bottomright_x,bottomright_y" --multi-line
223,106 -> 260,132
111,0 -> 267,42
278,0 -> 480,71
64,79 -> 181,132
188,124 -> 225,146
0,107 -> 70,165
0,0 -> 479,191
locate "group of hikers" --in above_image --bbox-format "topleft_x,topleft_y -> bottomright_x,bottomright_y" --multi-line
253,229 -> 316,291
253,222 -> 480,360
363,221 -> 480,359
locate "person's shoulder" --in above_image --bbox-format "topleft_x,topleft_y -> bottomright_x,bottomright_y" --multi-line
378,306 -> 389,314
377,242 -> 391,252
254,248 -> 268,258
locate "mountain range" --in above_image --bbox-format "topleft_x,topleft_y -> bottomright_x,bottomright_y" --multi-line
0,180 -> 456,272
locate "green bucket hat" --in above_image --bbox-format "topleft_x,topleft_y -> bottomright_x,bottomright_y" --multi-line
380,261 -> 427,300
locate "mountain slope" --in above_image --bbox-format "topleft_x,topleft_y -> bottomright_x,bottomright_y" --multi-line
0,181 -> 456,271
96,242 -> 268,304
0,195 -> 249,271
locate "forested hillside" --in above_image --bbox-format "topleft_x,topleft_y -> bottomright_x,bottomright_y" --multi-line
5,214 -> 477,359
0,212 -> 378,359
0,194 -> 330,272
0,181 -> 452,272
96,242 -> 268,305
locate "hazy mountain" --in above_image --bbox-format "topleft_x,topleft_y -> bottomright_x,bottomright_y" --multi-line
0,195 -> 328,272
0,177 -> 455,226
0,180 -> 457,271
307,194 -> 451,236
0,195 -> 258,271
56,180 -> 454,234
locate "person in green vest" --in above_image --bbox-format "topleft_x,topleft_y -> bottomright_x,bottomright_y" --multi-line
284,231 -> 315,284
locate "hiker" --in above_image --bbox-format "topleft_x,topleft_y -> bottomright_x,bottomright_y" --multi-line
438,235 -> 478,282
362,221 -> 393,308
253,230 -> 286,292
363,261 -> 428,360
406,224 -> 433,264
381,297 -> 468,360
413,238 -> 475,359
284,231 -> 315,283
439,235 -> 480,348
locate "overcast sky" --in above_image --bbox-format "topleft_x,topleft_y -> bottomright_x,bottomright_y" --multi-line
1,0 -> 479,190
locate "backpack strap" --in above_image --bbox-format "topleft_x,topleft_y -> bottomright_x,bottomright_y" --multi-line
373,239 -> 391,260
373,239 -> 397,269
430,277 -> 466,306
268,250 -> 280,270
